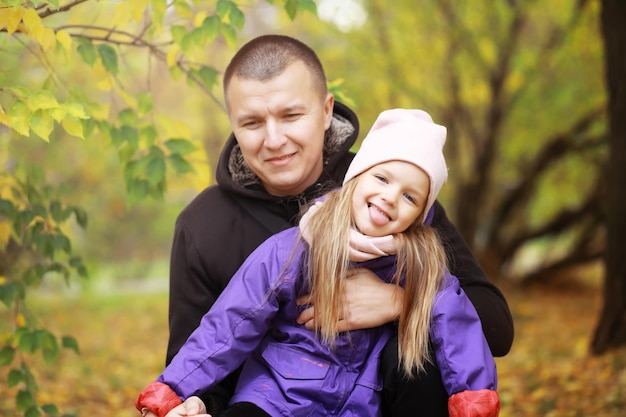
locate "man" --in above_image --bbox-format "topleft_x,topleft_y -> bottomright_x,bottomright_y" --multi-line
160,34 -> 513,416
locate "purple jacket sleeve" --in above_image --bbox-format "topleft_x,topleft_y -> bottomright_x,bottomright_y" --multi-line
430,272 -> 498,396
158,235 -> 290,400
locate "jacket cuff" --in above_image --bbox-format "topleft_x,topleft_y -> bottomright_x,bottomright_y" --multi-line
136,381 -> 183,417
449,389 -> 500,417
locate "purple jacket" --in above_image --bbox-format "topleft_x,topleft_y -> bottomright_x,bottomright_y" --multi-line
159,227 -> 497,417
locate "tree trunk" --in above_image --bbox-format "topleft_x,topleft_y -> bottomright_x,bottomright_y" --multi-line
591,0 -> 626,354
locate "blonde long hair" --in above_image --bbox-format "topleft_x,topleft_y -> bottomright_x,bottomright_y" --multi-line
303,179 -> 447,377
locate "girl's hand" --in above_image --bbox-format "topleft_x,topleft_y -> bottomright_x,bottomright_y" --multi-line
164,397 -> 212,417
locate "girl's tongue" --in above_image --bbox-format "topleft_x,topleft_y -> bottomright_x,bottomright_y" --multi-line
368,204 -> 391,226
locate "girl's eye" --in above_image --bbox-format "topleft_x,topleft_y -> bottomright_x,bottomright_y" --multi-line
403,193 -> 416,204
374,174 -> 388,183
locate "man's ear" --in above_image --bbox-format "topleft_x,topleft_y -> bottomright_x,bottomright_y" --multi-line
323,93 -> 335,129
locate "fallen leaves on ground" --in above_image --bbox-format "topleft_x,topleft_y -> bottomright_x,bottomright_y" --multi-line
0,283 -> 624,416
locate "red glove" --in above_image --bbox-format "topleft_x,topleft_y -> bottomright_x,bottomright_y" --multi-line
135,381 -> 183,417
448,389 -> 500,417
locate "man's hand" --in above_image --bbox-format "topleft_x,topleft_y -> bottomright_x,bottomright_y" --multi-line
163,397 -> 212,417
296,268 -> 403,332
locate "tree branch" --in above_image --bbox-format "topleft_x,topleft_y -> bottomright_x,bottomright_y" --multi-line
39,0 -> 90,19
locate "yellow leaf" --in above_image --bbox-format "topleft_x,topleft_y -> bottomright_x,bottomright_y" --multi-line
117,89 -> 138,109
0,104 -> 10,126
16,313 -> 26,328
49,106 -> 67,122
93,62 -> 115,91
85,101 -> 110,121
0,221 -> 11,250
39,27 -> 56,51
193,10 -> 208,28
129,0 -> 149,22
30,109 -> 54,142
0,8 -> 10,31
65,102 -> 89,119
157,114 -> 191,140
22,7 -> 44,42
56,29 -> 72,55
0,275 -> 6,285
166,46 -> 179,68
112,1 -> 132,26
62,115 -> 85,139
7,100 -> 31,136
27,90 -> 59,111
6,6 -> 24,35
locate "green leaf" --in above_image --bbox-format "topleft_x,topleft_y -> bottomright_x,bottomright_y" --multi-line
229,4 -> 245,29
0,198 -> 16,217
18,330 -> 36,354
146,154 -> 166,186
190,27 -> 207,47
201,16 -> 220,42
196,66 -> 218,90
127,179 -> 150,202
119,108 -> 138,126
111,125 -> 139,148
97,44 -> 118,75
164,138 -> 196,155
297,0 -> 317,14
137,93 -> 153,116
16,389 -> 36,412
72,207 -> 88,228
0,345 -> 16,366
77,39 -> 97,66
25,405 -> 41,417
62,335 -> 80,354
284,0 -> 297,19
140,125 -> 158,146
170,25 -> 187,45
53,234 -> 71,253
41,331 -> 59,365
41,404 -> 59,415
168,154 -> 195,174
216,0 -> 232,18
8,368 -> 24,388
220,23 -> 237,49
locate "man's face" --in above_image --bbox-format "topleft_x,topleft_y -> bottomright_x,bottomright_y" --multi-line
226,61 -> 334,197
351,161 -> 429,237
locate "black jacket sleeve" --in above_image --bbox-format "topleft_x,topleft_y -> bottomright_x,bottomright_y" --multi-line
165,215 -> 238,413
430,201 -> 514,357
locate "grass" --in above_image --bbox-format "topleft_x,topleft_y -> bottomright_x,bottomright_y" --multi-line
0,279 -> 625,417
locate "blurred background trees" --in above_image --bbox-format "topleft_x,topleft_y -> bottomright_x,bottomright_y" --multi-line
0,0 -> 623,415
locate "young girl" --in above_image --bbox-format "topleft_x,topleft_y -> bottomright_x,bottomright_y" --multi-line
136,109 -> 500,417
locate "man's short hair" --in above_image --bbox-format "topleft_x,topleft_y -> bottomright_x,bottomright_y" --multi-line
223,34 -> 328,103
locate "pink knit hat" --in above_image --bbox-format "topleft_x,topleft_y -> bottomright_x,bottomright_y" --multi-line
343,108 -> 448,217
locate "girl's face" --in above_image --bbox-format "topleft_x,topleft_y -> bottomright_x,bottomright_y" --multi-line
351,161 -> 430,237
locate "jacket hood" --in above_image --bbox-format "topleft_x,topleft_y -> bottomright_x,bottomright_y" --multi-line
215,101 -> 359,206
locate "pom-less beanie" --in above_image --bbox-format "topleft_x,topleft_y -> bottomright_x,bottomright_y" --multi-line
343,108 -> 448,217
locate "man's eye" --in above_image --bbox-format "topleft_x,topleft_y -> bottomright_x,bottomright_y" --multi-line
285,113 -> 301,120
243,121 -> 260,128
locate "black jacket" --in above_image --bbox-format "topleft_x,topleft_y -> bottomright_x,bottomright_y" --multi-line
165,102 -> 513,412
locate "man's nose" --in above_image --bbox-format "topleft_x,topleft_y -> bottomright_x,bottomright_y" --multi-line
264,120 -> 287,149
